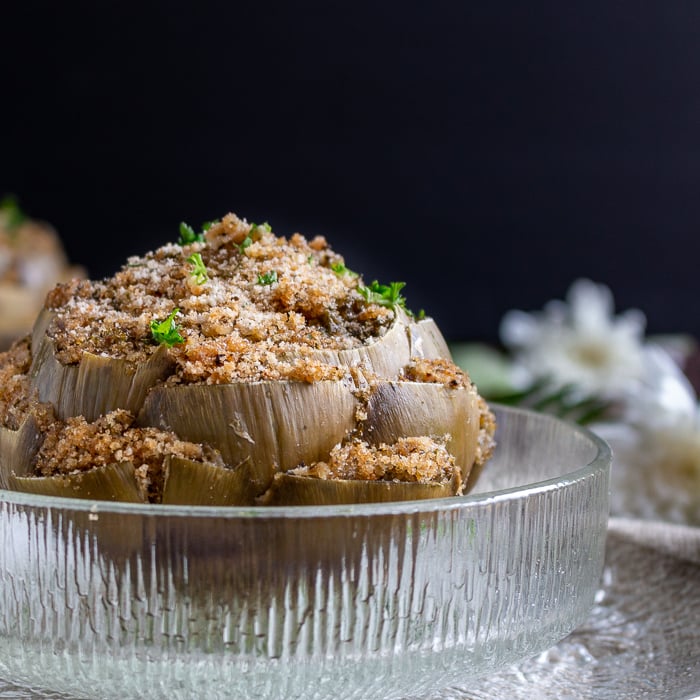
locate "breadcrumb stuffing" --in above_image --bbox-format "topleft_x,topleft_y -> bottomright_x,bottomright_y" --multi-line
32,409 -> 223,502
294,435 -> 458,485
0,336 -> 53,431
0,337 -> 33,430
475,396 -> 497,466
44,214 -> 394,383
403,357 -> 471,389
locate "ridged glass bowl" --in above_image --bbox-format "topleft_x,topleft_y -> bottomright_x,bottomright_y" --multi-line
0,406 -> 611,700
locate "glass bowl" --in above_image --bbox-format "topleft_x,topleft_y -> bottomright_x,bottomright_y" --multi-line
0,406 -> 611,700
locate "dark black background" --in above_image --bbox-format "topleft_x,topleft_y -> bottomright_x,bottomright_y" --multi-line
3,2 -> 700,343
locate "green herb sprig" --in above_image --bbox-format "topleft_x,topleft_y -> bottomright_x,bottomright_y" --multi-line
178,222 -> 204,245
236,236 -> 253,253
0,194 -> 26,230
257,270 -> 278,286
187,252 -> 209,285
331,262 -> 358,278
201,219 -> 220,232
150,308 -> 185,346
358,280 -> 407,310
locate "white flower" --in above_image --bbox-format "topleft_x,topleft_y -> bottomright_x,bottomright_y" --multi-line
498,277 -> 700,525
499,279 -> 648,398
597,415 -> 700,527
592,346 -> 700,525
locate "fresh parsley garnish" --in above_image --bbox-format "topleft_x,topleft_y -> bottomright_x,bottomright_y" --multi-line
150,308 -> 185,346
0,194 -> 26,230
250,221 -> 272,235
257,270 -> 278,286
358,280 -> 407,310
178,221 -> 204,245
201,219 -> 220,232
331,262 -> 358,278
236,236 -> 253,253
187,252 -> 209,285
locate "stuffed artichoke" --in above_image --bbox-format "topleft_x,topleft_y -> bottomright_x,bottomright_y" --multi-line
0,196 -> 84,349
0,213 -> 495,505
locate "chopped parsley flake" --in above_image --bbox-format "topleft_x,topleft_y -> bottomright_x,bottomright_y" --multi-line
250,221 -> 272,235
358,280 -> 407,310
257,270 -> 278,286
150,308 -> 185,346
178,221 -> 204,245
331,262 -> 358,278
201,219 -> 220,232
187,252 -> 209,285
236,236 -> 253,253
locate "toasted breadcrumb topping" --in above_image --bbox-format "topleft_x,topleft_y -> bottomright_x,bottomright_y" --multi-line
0,337 -> 33,430
295,435 -> 458,485
0,337 -> 53,431
403,357 -> 471,389
44,214 -> 393,383
475,396 -> 497,466
32,409 -> 223,501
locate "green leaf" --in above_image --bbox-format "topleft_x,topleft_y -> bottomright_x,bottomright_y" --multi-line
450,342 -> 519,396
0,194 -> 26,230
358,280 -> 407,310
236,235 -> 253,253
187,252 -> 209,285
496,377 -> 612,425
250,221 -> 272,235
257,270 -> 278,286
201,219 -> 220,232
178,221 -> 203,245
150,308 -> 185,346
331,262 -> 358,278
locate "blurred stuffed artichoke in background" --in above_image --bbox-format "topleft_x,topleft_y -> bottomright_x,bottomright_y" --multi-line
0,195 -> 84,350
0,213 -> 495,506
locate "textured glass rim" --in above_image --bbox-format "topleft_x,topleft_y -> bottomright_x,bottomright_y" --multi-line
0,405 -> 611,520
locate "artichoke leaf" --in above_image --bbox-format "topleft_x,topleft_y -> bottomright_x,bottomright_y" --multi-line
260,471 -> 460,506
162,455 -> 257,506
8,461 -> 144,502
30,307 -> 54,355
408,316 -> 452,361
309,307 -> 416,380
364,382 -> 481,483
0,415 -> 43,489
139,380 -> 359,494
30,334 -> 174,422
309,307 -> 453,383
